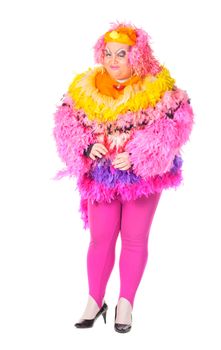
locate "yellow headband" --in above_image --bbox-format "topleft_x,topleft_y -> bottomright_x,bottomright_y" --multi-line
104,28 -> 136,46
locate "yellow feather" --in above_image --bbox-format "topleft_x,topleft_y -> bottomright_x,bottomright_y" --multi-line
67,65 -> 175,123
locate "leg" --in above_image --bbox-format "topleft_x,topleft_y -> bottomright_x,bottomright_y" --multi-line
116,192 -> 162,323
86,198 -> 121,310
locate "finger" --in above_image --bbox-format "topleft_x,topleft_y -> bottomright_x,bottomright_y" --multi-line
100,145 -> 108,152
93,143 -> 107,152
121,165 -> 130,170
112,157 -> 122,164
113,158 -> 127,165
113,154 -> 128,162
119,164 -> 131,170
94,145 -> 108,154
113,162 -> 127,168
95,143 -> 108,151
92,150 -> 103,158
112,161 -> 123,167
98,148 -> 108,155
89,154 -> 96,160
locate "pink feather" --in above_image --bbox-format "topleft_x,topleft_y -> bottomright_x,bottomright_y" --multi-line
53,95 -> 95,180
125,89 -> 194,179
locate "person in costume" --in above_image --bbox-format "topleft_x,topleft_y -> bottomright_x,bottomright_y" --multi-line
53,22 -> 194,333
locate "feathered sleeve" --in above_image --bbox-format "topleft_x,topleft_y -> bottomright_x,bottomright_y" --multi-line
125,87 -> 194,179
53,93 -> 95,180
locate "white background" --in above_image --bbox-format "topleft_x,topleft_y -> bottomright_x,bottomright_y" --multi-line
0,0 -> 220,348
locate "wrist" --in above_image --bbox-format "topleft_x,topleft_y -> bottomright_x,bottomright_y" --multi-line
83,143 -> 95,157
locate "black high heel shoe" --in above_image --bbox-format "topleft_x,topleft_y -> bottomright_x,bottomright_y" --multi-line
114,305 -> 132,333
74,302 -> 108,328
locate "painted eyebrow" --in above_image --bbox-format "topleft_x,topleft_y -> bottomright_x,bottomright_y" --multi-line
115,48 -> 128,54
104,48 -> 129,54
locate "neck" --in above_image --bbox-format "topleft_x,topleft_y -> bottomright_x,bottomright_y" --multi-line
116,77 -> 130,83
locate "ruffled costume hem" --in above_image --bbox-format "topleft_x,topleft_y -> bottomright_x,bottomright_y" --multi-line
77,169 -> 183,230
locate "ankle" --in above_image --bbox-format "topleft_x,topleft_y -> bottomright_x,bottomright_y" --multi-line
116,298 -> 133,324
80,296 -> 100,319
117,297 -> 133,311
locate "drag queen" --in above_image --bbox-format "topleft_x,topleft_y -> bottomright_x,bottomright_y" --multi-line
53,22 -> 194,333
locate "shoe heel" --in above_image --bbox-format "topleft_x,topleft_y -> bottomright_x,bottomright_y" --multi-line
102,310 -> 107,324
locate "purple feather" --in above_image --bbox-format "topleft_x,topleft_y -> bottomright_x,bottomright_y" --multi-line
170,155 -> 183,174
89,158 -> 142,187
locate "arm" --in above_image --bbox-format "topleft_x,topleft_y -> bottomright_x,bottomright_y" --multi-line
53,94 -> 95,179
124,87 -> 194,179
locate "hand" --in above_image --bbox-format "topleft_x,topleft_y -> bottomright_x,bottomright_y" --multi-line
89,143 -> 108,160
112,152 -> 132,171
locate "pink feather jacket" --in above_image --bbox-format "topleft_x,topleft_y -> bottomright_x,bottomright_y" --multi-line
53,66 -> 194,230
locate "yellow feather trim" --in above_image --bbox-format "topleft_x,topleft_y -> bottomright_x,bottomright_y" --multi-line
67,66 -> 175,123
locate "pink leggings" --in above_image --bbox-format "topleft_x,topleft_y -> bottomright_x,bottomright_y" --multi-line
87,192 -> 162,309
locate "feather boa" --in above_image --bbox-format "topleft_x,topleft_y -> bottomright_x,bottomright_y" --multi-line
125,89 -> 194,178
67,65 -> 175,122
53,95 -> 95,179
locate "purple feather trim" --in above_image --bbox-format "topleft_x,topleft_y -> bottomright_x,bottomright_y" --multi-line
77,165 -> 183,230
89,158 -> 142,187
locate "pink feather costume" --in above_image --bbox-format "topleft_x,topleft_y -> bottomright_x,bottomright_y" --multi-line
53,24 -> 194,230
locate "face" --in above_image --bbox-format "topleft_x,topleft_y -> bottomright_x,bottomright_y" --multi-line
103,42 -> 132,80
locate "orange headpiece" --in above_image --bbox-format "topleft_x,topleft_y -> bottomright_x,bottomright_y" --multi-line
104,27 -> 137,46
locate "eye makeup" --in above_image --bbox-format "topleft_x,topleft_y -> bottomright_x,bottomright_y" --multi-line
104,48 -> 111,56
115,49 -> 127,57
104,48 -> 129,58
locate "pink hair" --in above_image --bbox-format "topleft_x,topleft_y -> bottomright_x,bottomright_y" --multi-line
93,21 -> 162,78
